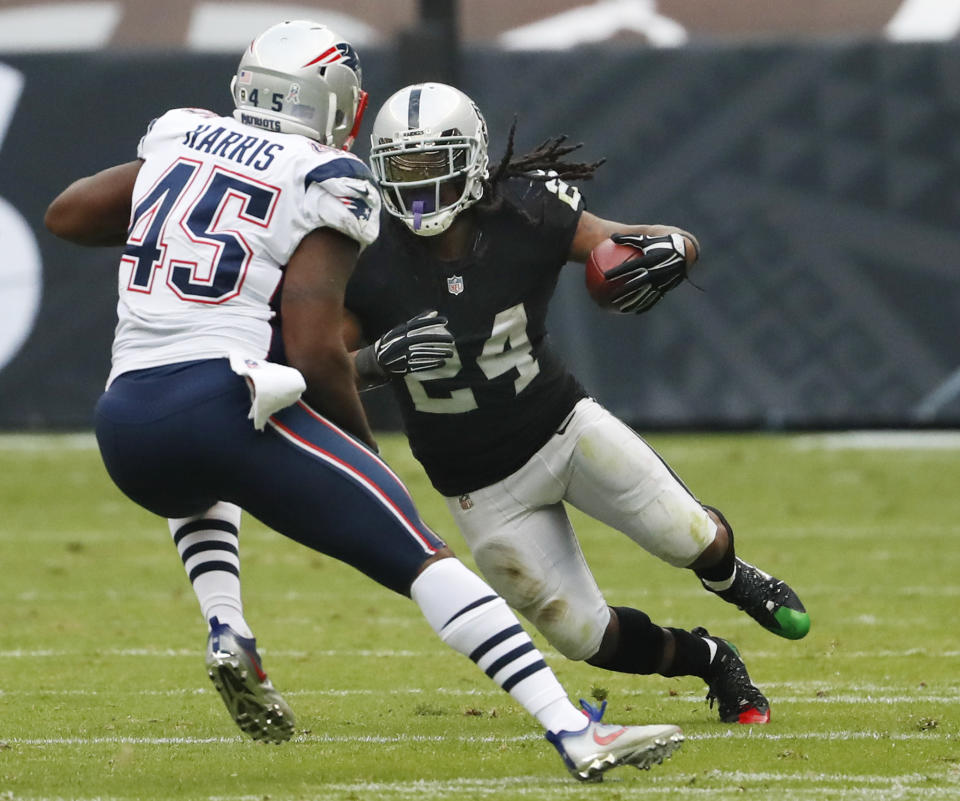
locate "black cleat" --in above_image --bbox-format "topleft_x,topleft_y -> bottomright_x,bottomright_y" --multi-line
704,558 -> 810,640
693,627 -> 770,724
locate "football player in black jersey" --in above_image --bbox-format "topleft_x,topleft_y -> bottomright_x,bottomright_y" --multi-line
344,83 -> 812,724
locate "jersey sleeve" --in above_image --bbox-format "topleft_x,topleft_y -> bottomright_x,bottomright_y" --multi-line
511,172 -> 584,264
135,118 -> 158,159
302,155 -> 381,251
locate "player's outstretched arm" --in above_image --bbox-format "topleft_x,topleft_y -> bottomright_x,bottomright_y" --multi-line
283,228 -> 377,450
44,160 -> 142,247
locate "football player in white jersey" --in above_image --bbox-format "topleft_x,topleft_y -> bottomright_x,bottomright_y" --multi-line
343,84 -> 812,724
45,21 -> 683,781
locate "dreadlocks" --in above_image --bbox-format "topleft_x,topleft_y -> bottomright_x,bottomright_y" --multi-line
388,115 -> 606,256
478,117 -> 606,216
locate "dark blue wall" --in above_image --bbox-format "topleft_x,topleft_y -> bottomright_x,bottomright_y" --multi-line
2,43 -> 958,429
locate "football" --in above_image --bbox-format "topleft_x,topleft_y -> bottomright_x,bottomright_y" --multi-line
584,238 -> 642,311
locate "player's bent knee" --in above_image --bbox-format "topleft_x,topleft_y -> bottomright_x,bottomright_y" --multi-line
529,604 -> 606,662
471,536 -> 607,660
471,538 -> 553,609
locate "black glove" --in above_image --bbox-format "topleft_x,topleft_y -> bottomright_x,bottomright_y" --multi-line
371,310 -> 455,375
606,232 -> 692,314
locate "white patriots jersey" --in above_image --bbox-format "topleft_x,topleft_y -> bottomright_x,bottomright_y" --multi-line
107,107 -> 380,385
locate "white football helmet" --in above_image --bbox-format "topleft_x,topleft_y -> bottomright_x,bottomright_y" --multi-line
369,83 -> 489,236
230,20 -> 368,150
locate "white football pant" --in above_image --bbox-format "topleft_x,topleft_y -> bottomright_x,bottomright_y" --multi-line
445,398 -> 717,661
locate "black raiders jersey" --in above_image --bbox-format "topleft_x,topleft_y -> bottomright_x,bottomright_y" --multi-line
345,175 -> 588,496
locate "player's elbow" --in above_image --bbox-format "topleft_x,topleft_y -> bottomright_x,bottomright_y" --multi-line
44,195 -> 105,246
45,164 -> 138,246
44,196 -> 79,240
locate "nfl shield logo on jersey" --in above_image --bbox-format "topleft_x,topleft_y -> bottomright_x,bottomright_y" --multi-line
447,275 -> 464,295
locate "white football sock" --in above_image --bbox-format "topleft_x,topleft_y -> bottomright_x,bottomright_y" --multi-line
411,558 -> 586,733
169,501 -> 253,638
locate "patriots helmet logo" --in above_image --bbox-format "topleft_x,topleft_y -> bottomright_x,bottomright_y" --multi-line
302,42 -> 362,82
334,42 -> 362,79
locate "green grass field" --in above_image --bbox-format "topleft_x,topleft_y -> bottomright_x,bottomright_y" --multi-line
1,431 -> 958,800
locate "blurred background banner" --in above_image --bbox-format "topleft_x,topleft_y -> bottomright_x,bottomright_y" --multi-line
1,1 -> 958,429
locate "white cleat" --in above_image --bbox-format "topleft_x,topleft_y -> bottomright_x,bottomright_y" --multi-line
546,700 -> 683,782
205,617 -> 295,744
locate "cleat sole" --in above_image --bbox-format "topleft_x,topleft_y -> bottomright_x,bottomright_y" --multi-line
207,651 -> 295,744
627,732 -> 684,771
573,732 -> 683,782
736,706 -> 771,725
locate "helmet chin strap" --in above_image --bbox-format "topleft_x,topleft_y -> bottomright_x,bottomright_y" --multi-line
341,90 -> 369,151
412,200 -> 425,231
